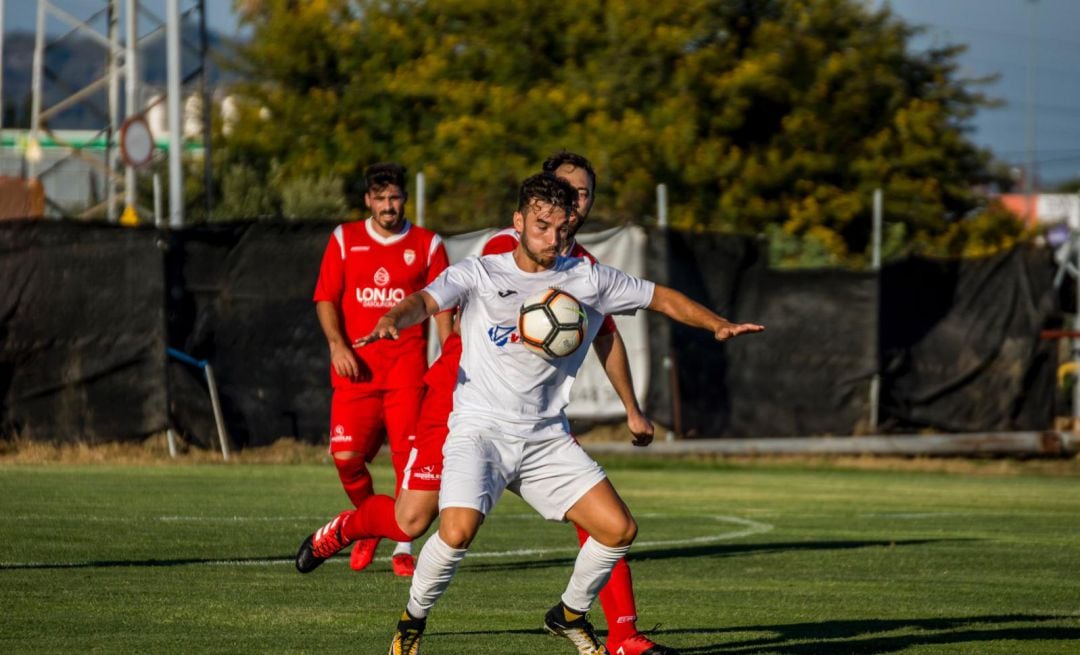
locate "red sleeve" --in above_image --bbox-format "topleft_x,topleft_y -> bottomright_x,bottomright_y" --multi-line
426,238 -> 450,284
597,315 -> 617,337
575,243 -> 616,336
312,229 -> 344,303
482,233 -> 518,255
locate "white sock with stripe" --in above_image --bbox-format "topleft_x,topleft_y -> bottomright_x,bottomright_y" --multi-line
405,532 -> 468,619
561,537 -> 630,613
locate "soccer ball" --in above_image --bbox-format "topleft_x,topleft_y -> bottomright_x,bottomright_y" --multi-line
518,288 -> 588,360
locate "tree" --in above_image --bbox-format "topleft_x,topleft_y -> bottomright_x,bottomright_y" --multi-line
224,0 -> 1020,263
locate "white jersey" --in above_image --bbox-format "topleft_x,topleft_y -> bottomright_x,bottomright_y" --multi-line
423,252 -> 655,440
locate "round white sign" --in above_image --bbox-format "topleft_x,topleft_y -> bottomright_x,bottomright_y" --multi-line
120,116 -> 155,169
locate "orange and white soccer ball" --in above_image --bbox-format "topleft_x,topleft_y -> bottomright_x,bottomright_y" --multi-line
518,288 -> 588,359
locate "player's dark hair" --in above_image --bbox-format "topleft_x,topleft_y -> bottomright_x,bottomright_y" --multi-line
542,151 -> 595,194
364,162 -> 408,196
517,172 -> 578,218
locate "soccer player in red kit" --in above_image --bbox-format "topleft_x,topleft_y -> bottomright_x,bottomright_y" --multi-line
300,154 -> 677,654
312,162 -> 452,577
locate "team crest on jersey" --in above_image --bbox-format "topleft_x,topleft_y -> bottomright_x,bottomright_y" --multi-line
487,325 -> 520,347
403,249 -> 416,265
374,266 -> 390,287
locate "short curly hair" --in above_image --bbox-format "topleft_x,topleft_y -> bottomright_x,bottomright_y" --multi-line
517,172 -> 578,219
364,162 -> 407,195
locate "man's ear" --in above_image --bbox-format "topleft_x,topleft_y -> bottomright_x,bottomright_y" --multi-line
512,211 -> 524,233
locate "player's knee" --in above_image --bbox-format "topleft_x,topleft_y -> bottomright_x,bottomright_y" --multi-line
396,506 -> 434,539
439,524 -> 475,549
613,516 -> 637,548
332,451 -> 363,461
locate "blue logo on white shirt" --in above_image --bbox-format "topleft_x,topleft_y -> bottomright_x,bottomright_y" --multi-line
487,325 -> 515,347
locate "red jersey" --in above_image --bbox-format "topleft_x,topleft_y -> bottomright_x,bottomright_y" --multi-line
314,218 -> 449,389
481,227 -> 617,336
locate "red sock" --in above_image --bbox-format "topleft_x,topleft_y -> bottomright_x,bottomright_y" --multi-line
334,455 -> 374,507
343,494 -> 412,543
575,524 -> 638,644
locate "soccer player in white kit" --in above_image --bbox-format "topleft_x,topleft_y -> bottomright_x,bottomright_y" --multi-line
364,173 -> 764,655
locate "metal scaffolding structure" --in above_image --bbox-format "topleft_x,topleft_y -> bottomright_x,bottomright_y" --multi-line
22,0 -> 210,225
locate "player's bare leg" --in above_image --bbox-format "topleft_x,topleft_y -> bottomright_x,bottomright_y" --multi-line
390,506 -> 482,653
395,488 -> 440,539
385,387 -> 426,575
542,480 -> 636,654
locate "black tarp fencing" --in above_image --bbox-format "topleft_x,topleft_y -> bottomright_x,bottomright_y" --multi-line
879,249 -> 1060,433
0,219 -> 1063,446
0,220 -> 167,442
165,223 -> 334,448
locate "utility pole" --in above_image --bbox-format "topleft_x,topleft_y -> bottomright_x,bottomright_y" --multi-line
167,0 -> 183,228
1024,0 -> 1039,220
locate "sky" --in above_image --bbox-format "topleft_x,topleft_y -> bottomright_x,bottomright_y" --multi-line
5,0 -> 1080,187
873,0 -> 1080,186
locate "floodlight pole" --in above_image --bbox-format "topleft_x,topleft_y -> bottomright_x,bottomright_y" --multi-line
1074,199 -> 1080,430
124,0 -> 138,211
657,183 -> 681,442
28,0 -> 46,179
107,1 -> 119,221
415,171 -> 426,227
166,0 -> 183,228
0,0 -> 5,138
869,188 -> 883,433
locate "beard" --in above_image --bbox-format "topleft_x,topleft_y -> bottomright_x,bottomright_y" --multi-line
521,237 -> 557,268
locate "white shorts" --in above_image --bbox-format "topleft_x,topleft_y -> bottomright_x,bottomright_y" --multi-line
439,431 -> 607,521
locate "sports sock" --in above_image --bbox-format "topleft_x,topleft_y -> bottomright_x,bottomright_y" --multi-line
342,494 -> 411,543
406,532 -> 468,619
334,455 -> 373,507
393,541 -> 413,556
562,537 -> 631,616
575,524 -> 638,644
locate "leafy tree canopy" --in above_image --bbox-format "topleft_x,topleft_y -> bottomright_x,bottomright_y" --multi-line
222,0 -> 1024,265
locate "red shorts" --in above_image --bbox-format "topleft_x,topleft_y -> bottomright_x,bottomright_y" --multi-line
401,335 -> 461,491
329,385 -> 424,467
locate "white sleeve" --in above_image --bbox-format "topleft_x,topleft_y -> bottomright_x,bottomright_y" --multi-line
594,263 -> 655,316
423,257 -> 479,312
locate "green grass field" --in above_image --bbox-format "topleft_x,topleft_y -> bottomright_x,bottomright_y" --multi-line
1,457 -> 1078,654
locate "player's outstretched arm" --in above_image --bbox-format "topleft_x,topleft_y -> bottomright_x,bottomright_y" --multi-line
592,329 -> 655,446
354,291 -> 441,346
647,285 -> 764,341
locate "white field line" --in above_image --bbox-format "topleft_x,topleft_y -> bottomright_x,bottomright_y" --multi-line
0,514 -> 773,569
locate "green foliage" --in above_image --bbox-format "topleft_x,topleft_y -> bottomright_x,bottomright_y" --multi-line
279,173 -> 349,219
1056,177 -> 1080,194
223,0 -> 1019,263
217,162 -> 278,219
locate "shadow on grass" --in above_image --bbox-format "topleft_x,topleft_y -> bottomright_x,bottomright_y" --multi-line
0,538 -> 970,572
433,614 -> 1079,654
668,614 -> 1080,654
459,538 -> 968,573
0,555 -> 288,570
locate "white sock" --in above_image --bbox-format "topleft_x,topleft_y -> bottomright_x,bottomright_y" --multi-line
561,537 -> 630,613
393,541 -> 412,556
406,532 -> 468,619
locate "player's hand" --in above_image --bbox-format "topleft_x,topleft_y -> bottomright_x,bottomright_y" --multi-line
353,317 -> 399,346
329,342 -> 361,380
627,409 -> 655,447
714,321 -> 765,342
